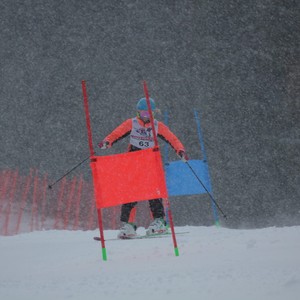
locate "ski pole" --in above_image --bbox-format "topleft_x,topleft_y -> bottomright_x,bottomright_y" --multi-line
48,155 -> 91,189
185,161 -> 227,219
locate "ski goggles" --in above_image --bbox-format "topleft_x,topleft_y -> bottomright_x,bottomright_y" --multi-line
139,110 -> 154,119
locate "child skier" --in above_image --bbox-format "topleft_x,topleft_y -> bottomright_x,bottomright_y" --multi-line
98,97 -> 188,239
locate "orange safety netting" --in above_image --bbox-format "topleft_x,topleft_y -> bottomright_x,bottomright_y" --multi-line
90,148 -> 168,208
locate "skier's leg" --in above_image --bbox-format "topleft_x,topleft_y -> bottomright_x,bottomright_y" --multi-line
147,199 -> 167,235
118,202 -> 138,238
120,202 -> 138,223
148,198 -> 165,219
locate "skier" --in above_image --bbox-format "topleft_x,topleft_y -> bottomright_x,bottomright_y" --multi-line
98,97 -> 188,238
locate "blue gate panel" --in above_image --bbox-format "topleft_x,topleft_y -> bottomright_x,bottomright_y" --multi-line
164,160 -> 212,196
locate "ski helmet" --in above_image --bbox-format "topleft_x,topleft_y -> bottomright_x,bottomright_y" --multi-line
136,97 -> 156,111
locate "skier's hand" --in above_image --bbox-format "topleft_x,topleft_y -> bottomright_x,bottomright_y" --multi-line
178,150 -> 188,162
98,140 -> 110,149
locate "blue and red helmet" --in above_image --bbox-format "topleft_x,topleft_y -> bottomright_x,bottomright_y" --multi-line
136,98 -> 156,122
136,97 -> 156,111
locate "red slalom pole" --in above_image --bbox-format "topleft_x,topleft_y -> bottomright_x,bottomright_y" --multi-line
81,80 -> 107,261
165,198 -> 179,256
143,80 -> 179,256
82,81 -> 95,157
143,80 -> 159,148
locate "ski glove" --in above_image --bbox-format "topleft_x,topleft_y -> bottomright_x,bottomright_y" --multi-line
98,140 -> 110,149
178,150 -> 188,162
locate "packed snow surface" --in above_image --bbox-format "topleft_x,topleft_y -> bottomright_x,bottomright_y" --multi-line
1,226 -> 300,300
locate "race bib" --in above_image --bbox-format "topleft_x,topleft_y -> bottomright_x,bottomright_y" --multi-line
129,118 -> 158,149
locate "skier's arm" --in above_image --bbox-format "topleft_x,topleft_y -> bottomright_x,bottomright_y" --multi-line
157,121 -> 185,154
101,119 -> 132,147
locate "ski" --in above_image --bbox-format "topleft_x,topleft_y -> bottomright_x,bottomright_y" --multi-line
93,231 -> 189,242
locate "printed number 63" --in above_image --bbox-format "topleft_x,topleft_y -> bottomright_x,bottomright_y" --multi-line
139,141 -> 150,147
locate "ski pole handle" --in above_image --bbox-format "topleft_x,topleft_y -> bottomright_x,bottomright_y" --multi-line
177,150 -> 189,162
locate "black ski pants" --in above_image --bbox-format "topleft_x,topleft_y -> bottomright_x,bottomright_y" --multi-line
120,198 -> 165,223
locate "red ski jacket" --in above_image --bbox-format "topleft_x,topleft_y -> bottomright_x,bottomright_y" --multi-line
104,117 -> 185,153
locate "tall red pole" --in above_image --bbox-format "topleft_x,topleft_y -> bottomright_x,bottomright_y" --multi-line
81,80 -> 107,261
143,80 -> 179,256
143,80 -> 159,149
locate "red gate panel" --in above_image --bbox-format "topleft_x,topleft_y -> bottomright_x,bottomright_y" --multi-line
90,148 -> 168,208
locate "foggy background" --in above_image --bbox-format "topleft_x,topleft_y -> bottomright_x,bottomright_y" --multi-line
1,0 -> 299,228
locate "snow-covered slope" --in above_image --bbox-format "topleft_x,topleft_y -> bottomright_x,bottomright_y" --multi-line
1,226 -> 299,300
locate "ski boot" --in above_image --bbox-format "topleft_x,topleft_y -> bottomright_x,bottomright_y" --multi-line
117,222 -> 137,239
146,218 -> 167,236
